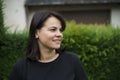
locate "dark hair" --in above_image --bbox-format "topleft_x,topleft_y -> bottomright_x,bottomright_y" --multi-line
26,10 -> 66,61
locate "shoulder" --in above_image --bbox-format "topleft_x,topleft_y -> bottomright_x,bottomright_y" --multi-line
9,57 -> 28,80
13,57 -> 28,70
15,57 -> 27,65
62,50 -> 82,64
60,51 -> 81,64
62,51 -> 79,59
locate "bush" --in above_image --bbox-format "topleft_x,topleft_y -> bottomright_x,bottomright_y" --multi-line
0,0 -> 6,56
63,21 -> 120,80
0,0 -> 5,34
0,0 -> 8,79
0,32 -> 28,80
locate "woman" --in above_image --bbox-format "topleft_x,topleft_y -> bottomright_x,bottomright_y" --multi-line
9,10 -> 88,80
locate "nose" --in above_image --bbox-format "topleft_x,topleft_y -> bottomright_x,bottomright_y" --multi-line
56,30 -> 63,37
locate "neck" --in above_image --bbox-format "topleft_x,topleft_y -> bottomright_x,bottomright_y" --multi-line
39,48 -> 58,62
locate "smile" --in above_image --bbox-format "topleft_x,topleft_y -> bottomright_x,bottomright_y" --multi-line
53,40 -> 61,44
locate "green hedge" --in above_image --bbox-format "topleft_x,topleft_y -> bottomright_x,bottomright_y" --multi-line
0,0 -> 5,34
0,0 -> 6,55
0,32 -> 27,80
0,0 -> 8,79
63,21 -> 120,80
0,21 -> 120,80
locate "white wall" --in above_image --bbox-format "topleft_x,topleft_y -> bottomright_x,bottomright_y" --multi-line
26,9 -> 35,29
3,0 -> 26,32
111,8 -> 120,27
3,0 -> 120,32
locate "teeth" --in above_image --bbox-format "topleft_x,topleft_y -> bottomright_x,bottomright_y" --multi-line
53,40 -> 61,41
53,40 -> 61,43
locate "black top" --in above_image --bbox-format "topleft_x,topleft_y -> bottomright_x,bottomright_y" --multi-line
9,51 -> 88,80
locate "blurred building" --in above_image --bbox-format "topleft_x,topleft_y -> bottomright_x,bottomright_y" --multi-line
3,0 -> 120,32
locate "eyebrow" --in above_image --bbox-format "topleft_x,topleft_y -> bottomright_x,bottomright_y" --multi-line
50,26 -> 57,28
49,26 -> 62,29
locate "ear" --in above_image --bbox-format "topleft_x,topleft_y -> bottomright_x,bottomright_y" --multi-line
35,30 -> 39,39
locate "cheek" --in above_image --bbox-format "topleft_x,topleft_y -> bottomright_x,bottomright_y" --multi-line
39,32 -> 54,41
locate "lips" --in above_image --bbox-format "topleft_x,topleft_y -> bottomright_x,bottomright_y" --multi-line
53,39 -> 62,44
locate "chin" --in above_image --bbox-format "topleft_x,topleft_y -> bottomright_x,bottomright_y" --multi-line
54,46 -> 61,49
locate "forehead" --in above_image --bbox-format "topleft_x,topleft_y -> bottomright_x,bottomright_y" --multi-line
43,16 -> 61,26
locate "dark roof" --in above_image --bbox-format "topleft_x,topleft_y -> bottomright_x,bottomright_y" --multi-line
25,0 -> 120,6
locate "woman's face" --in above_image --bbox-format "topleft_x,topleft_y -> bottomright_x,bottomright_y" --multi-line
35,16 -> 63,50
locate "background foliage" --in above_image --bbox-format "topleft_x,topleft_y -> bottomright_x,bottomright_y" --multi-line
63,21 -> 120,80
0,0 -> 4,34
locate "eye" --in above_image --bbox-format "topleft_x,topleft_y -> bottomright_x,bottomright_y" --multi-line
49,28 -> 57,32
